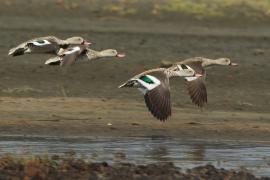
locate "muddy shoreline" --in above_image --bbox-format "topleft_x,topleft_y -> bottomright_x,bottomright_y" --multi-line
0,155 -> 266,180
0,97 -> 269,141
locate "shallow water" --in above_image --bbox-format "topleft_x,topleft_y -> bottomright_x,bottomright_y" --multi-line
0,136 -> 269,177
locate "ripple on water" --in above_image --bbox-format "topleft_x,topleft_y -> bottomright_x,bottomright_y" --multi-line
0,136 -> 269,177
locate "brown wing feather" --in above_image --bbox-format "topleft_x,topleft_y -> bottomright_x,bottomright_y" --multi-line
144,85 -> 171,121
60,53 -> 79,66
176,59 -> 207,107
186,77 -> 207,107
60,46 -> 86,66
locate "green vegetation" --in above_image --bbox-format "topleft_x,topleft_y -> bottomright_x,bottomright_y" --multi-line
100,0 -> 270,21
1,0 -> 270,21
163,0 -> 270,19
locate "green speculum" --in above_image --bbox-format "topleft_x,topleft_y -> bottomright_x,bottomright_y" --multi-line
139,75 -> 154,84
36,40 -> 45,44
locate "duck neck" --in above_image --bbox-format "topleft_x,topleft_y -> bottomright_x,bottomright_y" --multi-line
201,58 -> 219,67
58,39 -> 69,46
86,49 -> 102,60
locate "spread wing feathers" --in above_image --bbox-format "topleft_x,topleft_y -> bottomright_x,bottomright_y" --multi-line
183,61 -> 204,74
60,53 -> 79,66
144,84 -> 171,121
186,77 -> 207,107
8,36 -> 59,56
45,56 -> 62,66
56,46 -> 83,66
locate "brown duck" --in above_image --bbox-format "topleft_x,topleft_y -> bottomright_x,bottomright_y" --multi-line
119,65 -> 197,121
8,36 -> 91,56
168,57 -> 238,107
45,45 -> 125,66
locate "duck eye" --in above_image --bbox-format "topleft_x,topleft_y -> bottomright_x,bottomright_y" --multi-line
180,64 -> 188,69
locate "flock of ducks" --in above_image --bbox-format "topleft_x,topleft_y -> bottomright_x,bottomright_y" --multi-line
8,36 -> 238,121
8,36 -> 125,66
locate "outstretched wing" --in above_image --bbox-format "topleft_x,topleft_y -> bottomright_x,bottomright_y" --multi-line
183,61 -> 207,107
58,46 -> 83,66
45,56 -> 62,66
144,84 -> 171,121
186,76 -> 207,107
8,36 -> 59,56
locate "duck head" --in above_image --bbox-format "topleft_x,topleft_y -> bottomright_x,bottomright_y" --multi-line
99,49 -> 125,58
65,37 -> 91,46
215,58 -> 238,66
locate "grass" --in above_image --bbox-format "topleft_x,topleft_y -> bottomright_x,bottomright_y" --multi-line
2,0 -> 270,22
97,0 -> 270,21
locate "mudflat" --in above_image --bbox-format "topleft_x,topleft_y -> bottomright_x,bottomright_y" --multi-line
0,1 -> 270,142
0,96 -> 269,141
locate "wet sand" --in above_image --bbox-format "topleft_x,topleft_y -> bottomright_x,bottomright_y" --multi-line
0,97 -> 270,141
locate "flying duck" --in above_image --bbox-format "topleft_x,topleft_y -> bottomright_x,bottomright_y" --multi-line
168,57 -> 238,107
8,36 -> 91,56
44,45 -> 125,66
119,65 -> 197,121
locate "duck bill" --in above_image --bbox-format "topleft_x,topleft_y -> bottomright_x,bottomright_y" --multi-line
116,53 -> 125,58
229,62 -> 238,66
195,73 -> 203,77
83,41 -> 92,46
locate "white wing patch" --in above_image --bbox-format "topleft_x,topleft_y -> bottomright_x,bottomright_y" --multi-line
45,56 -> 61,65
64,46 -> 81,55
136,75 -> 161,92
32,40 -> 51,46
177,64 -> 193,71
185,77 -> 198,81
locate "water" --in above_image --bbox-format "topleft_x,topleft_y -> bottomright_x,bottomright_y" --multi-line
0,136 -> 269,177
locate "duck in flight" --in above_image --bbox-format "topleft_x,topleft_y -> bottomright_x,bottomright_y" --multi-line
45,45 -> 125,66
168,57 -> 238,107
119,64 -> 199,121
8,36 -> 91,56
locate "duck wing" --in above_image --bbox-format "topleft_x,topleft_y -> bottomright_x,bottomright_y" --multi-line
182,61 -> 207,107
144,81 -> 171,121
186,76 -> 207,107
59,46 -> 85,66
8,36 -> 60,56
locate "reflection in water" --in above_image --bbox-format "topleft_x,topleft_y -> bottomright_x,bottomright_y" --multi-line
113,151 -> 126,161
146,146 -> 171,162
188,145 -> 205,162
0,136 -> 269,177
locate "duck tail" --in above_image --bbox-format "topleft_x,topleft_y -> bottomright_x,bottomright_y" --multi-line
118,80 -> 136,88
45,56 -> 62,66
118,83 -> 127,88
